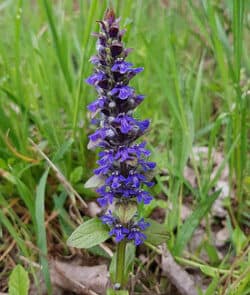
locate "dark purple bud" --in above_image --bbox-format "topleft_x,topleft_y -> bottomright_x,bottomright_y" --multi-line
110,43 -> 123,57
109,26 -> 119,38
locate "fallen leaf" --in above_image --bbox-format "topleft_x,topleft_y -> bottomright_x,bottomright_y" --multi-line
50,260 -> 108,295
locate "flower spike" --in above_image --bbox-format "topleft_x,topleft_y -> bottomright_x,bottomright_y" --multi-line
86,9 -> 156,246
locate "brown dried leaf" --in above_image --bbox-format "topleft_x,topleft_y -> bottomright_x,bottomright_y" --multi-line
50,260 -> 108,295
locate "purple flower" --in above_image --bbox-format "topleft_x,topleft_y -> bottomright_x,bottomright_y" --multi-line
137,218 -> 150,230
98,150 -> 114,164
114,147 -> 131,162
111,61 -> 133,73
86,72 -> 105,85
114,114 -> 135,133
110,86 -> 134,100
126,171 -> 146,188
127,219 -> 150,245
101,210 -> 116,225
94,165 -> 111,175
87,97 -> 106,112
89,128 -> 115,142
139,159 -> 156,171
128,142 -> 151,158
110,224 -> 129,242
136,119 -> 150,132
128,67 -> 144,77
96,186 -> 115,206
136,190 -> 153,204
105,172 -> 126,189
127,228 -> 147,246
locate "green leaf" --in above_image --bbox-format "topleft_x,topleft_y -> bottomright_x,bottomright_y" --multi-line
144,219 -> 169,246
107,288 -> 129,295
8,265 -> 30,295
173,190 -> 220,256
67,218 -> 110,249
70,166 -> 83,183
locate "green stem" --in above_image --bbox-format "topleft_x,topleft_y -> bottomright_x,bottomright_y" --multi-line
116,240 -> 126,288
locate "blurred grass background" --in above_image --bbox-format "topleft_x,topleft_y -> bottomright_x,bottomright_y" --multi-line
0,0 -> 249,294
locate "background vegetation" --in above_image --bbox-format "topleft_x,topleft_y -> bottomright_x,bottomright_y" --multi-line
0,0 -> 249,294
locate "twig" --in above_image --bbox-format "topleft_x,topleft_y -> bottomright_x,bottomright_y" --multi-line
145,243 -> 198,295
161,245 -> 198,295
19,255 -> 42,269
0,240 -> 16,262
99,243 -> 113,257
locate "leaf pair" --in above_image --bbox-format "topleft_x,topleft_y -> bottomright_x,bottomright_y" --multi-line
67,217 -> 169,249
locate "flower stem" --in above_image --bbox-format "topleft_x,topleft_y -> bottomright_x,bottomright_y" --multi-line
116,240 -> 126,288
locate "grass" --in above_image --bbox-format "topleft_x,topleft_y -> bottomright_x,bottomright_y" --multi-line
0,0 -> 249,294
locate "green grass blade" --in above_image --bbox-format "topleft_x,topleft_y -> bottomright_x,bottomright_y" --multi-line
72,0 -> 98,136
40,0 -> 73,92
173,190 -> 220,256
0,195 -> 28,256
35,169 -> 51,294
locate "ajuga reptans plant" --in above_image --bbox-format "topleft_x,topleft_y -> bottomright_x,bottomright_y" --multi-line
63,8 -> 160,290
86,9 -> 156,247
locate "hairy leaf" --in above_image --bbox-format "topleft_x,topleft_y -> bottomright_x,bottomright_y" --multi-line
67,218 -> 110,248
